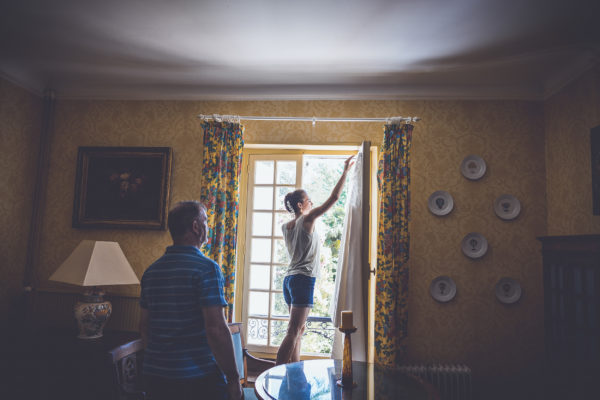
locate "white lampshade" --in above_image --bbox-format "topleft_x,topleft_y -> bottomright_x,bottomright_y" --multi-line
49,240 -> 139,286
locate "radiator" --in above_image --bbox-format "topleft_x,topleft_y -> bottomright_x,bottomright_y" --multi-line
398,364 -> 472,400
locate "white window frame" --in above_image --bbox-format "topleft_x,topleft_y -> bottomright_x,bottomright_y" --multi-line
239,146 -> 369,356
242,154 -> 303,353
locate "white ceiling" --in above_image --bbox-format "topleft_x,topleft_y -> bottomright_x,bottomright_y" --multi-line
1,0 -> 599,100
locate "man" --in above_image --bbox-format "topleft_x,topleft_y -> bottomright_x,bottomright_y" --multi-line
139,201 -> 243,400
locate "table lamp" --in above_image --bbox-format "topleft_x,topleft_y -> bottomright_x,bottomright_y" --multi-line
49,240 -> 139,339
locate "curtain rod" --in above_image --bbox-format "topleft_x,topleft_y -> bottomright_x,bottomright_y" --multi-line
198,114 -> 420,125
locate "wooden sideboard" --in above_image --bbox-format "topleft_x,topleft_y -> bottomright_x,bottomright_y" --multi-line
537,235 -> 600,399
0,327 -> 139,400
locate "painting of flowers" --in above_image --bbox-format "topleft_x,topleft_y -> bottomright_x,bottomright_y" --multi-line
72,147 -> 172,229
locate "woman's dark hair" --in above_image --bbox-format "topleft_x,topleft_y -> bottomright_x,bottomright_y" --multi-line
284,189 -> 306,214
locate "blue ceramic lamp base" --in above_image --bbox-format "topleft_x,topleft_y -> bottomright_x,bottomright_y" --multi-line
74,288 -> 112,339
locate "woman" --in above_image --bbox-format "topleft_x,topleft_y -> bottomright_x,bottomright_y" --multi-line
276,155 -> 354,365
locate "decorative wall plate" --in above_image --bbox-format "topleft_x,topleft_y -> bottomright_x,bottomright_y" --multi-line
430,276 -> 457,303
494,194 -> 521,220
460,155 -> 487,180
461,232 -> 488,259
495,278 -> 522,304
428,191 -> 454,216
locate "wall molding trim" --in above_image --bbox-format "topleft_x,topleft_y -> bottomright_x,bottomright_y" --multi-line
23,90 -> 55,289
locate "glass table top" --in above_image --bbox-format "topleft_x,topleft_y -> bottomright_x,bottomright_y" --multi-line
255,359 -> 435,400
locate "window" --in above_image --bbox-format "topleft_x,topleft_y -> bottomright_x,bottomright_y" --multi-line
241,152 -> 352,355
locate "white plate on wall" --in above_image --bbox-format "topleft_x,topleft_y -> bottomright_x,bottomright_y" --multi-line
461,232 -> 488,259
494,194 -> 521,220
460,155 -> 487,180
495,278 -> 522,304
430,276 -> 457,303
428,191 -> 454,216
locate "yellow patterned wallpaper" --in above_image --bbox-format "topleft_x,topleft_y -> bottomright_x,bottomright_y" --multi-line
545,66 -> 600,235
30,98 -> 546,394
0,78 -> 42,320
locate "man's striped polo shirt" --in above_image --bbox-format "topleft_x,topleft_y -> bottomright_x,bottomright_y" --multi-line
140,245 -> 227,379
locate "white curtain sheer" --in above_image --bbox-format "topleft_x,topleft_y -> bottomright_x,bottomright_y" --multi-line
330,149 -> 366,362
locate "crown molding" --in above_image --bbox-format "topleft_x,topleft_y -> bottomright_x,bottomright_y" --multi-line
542,50 -> 600,100
0,70 -> 43,97
1,58 -> 596,102
43,83 -> 543,101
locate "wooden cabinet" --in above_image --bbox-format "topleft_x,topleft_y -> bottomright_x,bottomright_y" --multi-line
0,328 -> 139,400
538,235 -> 600,399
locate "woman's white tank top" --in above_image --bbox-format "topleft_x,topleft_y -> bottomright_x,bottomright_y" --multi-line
282,215 -> 320,278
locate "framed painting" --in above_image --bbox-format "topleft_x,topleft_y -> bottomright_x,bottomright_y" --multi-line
592,126 -> 600,215
73,147 -> 173,229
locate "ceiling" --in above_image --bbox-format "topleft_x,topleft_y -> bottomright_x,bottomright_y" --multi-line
1,0 -> 599,100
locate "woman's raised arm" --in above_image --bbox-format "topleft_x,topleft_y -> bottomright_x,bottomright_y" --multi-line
304,155 -> 355,229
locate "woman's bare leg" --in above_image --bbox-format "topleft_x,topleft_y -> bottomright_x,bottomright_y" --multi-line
287,305 -> 305,363
290,324 -> 305,362
276,306 -> 310,365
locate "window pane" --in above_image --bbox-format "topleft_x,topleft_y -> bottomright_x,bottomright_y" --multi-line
252,212 -> 273,236
251,238 -> 272,263
248,291 -> 269,316
255,161 -> 274,184
270,320 -> 289,346
253,187 -> 273,210
247,318 -> 268,345
302,320 -> 334,355
275,213 -> 291,237
311,279 -> 332,318
276,161 -> 296,184
272,265 -> 288,290
249,264 -> 270,290
244,154 -> 350,355
273,239 -> 289,264
299,155 -> 348,355
271,292 -> 289,318
276,186 -> 294,211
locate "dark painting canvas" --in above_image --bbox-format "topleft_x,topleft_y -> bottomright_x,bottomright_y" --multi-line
592,126 -> 600,215
84,155 -> 164,220
73,147 -> 172,229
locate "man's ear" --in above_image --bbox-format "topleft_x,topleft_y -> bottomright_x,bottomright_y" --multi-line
191,219 -> 201,236
193,218 -> 207,244
199,221 -> 207,244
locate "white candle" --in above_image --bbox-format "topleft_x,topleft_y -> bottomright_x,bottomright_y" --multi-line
341,310 -> 353,329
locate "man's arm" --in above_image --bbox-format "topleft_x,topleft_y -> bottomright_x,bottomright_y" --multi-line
139,307 -> 149,348
202,305 -> 243,399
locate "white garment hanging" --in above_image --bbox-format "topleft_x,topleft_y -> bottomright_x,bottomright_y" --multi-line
330,149 -> 366,362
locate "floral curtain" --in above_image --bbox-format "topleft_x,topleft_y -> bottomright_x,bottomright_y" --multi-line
375,123 -> 413,367
200,121 -> 244,321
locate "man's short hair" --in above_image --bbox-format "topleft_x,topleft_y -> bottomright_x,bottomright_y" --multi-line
168,201 -> 207,239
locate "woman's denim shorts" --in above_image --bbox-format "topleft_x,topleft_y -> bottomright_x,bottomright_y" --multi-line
283,274 -> 316,308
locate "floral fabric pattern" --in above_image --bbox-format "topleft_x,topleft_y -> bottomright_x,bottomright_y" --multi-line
375,123 -> 413,367
200,121 -> 244,321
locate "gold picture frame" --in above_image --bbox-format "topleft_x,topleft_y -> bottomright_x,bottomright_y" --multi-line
72,147 -> 173,229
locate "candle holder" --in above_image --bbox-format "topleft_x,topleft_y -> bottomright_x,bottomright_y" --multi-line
336,326 -> 357,388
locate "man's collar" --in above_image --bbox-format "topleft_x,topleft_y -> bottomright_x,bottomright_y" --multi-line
165,245 -> 203,256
